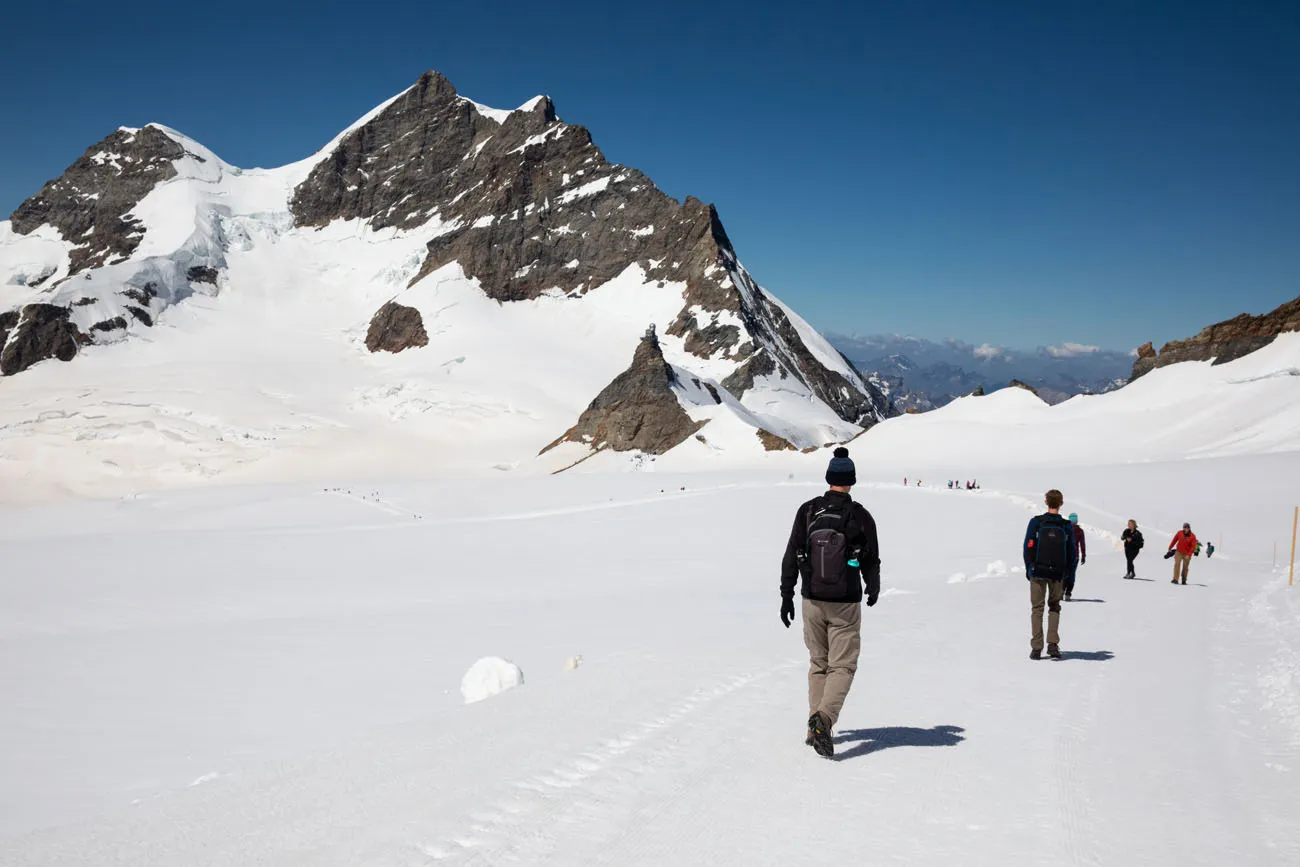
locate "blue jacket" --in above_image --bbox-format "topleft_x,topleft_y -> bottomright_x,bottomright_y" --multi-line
1023,512 -> 1078,579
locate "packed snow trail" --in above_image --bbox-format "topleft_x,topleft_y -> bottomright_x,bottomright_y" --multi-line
1,468 -> 1298,865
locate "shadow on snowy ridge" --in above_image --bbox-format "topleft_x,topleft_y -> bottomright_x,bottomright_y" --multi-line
832,724 -> 966,762
1069,598 -> 1107,603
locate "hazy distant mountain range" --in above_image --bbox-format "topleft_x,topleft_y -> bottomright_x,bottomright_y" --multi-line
830,334 -> 1134,411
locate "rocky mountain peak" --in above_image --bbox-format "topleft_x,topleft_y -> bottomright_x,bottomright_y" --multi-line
541,327 -> 705,456
10,125 -> 188,275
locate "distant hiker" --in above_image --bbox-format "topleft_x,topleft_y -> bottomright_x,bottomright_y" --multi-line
1207,541 -> 1216,559
904,477 -> 908,486
1063,512 -> 1086,600
1168,523 -> 1198,585
1023,489 -> 1077,659
1121,520 -> 1144,579
780,447 -> 881,758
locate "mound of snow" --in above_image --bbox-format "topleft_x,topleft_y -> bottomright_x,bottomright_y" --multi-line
461,657 -> 524,704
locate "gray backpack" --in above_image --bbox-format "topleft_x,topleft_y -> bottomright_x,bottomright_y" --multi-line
805,499 -> 855,596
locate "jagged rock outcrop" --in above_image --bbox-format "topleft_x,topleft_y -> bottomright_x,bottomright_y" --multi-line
541,330 -> 704,455
1131,296 -> 1300,380
365,301 -> 429,353
756,429 -> 797,451
289,70 -> 886,427
969,385 -> 986,396
1008,379 -> 1038,395
10,126 -> 186,274
0,304 -> 87,376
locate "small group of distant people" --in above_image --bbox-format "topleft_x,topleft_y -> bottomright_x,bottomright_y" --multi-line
1023,490 -> 1215,659
776,455 -> 1222,759
946,480 -> 980,490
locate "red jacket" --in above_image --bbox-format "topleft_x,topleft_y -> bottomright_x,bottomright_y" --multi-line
1169,530 -> 1198,556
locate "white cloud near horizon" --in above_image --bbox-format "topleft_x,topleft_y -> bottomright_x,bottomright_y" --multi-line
1044,342 -> 1101,358
973,343 -> 1007,360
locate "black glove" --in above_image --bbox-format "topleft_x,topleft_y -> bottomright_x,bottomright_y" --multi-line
780,597 -> 795,628
1164,549 -> 1176,560
866,593 -> 878,607
1081,557 -> 1086,565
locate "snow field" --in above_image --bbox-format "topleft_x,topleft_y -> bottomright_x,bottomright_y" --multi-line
2,463 -> 1298,864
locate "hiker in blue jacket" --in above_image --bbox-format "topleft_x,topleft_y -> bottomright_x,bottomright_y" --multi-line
1023,489 -> 1078,659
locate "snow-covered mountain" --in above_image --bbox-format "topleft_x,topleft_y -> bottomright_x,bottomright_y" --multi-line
831,333 -> 1132,408
0,71 -> 888,498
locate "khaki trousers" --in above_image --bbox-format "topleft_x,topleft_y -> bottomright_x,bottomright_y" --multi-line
802,599 -> 862,727
1173,551 -> 1191,582
1030,579 -> 1063,650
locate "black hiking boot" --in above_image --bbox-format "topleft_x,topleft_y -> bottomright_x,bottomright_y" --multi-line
808,712 -> 834,758
805,728 -> 814,747
1047,644 -> 1062,659
1030,648 -> 1043,660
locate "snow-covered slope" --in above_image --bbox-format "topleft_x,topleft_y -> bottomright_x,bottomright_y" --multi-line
2,461 -> 1298,864
0,72 -> 887,501
855,331 -> 1300,470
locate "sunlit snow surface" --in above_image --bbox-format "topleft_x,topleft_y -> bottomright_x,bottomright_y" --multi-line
2,458 -> 1299,864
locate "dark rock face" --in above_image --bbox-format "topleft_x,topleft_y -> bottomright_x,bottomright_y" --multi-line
757,429 -> 797,451
1131,296 -> 1300,380
0,304 -> 86,376
0,311 -> 18,354
291,70 -> 887,427
10,126 -> 185,274
187,266 -> 218,284
365,301 -> 429,353
125,306 -> 153,327
91,316 -> 128,333
542,331 -> 704,455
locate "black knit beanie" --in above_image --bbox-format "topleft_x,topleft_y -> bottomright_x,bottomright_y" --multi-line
825,447 -> 856,487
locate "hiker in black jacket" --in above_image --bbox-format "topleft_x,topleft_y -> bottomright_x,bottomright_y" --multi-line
1121,520 -> 1145,579
779,447 -> 881,757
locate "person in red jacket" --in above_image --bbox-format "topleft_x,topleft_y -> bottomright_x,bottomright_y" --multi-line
1168,523 -> 1198,585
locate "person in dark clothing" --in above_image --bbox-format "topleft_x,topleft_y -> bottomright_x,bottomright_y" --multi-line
1023,490 -> 1077,659
1062,512 -> 1086,600
1121,520 -> 1144,578
780,447 -> 881,758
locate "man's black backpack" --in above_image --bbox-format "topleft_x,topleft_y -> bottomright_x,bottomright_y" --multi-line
1031,516 -> 1072,579
802,498 -> 857,596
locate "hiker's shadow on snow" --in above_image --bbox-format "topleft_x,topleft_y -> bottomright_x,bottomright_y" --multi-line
1069,598 -> 1106,603
832,725 -> 966,762
1058,650 -> 1115,662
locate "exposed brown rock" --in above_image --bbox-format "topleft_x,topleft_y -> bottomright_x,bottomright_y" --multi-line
10,126 -> 185,274
0,304 -> 85,376
541,330 -> 704,455
365,301 -> 429,353
757,429 -> 797,451
1136,341 -> 1156,359
1008,379 -> 1038,394
1131,295 -> 1300,380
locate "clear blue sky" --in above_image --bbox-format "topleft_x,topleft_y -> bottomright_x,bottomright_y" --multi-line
3,0 -> 1297,350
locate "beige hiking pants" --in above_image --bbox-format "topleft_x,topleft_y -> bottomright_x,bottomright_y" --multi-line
1173,551 -> 1191,582
802,599 -> 862,727
1030,579 -> 1063,650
